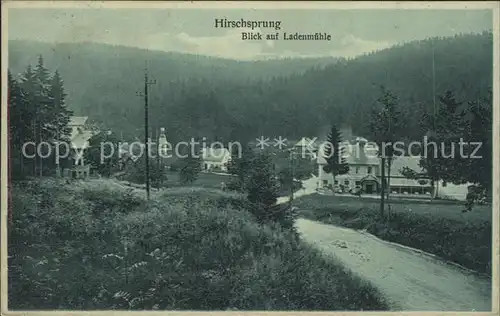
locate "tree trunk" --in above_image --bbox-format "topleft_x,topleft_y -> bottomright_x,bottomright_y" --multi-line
332,174 -> 336,195
380,157 -> 386,218
432,179 -> 439,200
19,146 -> 24,178
32,118 -> 37,176
430,179 -> 435,201
386,158 -> 391,201
38,121 -> 43,177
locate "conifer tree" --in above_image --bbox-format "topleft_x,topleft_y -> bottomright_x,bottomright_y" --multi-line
179,151 -> 202,184
322,124 -> 349,188
8,71 -> 31,179
48,70 -> 73,142
403,91 -> 467,199
19,65 -> 39,176
226,144 -> 256,191
464,91 -> 492,195
246,152 -> 280,219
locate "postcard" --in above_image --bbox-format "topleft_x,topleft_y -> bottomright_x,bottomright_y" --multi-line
1,1 -> 498,315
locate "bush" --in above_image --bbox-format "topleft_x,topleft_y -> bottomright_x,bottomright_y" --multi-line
296,195 -> 492,274
9,179 -> 389,310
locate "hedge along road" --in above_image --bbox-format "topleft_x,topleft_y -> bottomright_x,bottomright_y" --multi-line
279,176 -> 492,311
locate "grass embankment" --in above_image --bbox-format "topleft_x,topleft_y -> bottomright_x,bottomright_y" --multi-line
122,170 -> 301,197
8,179 -> 388,311
296,194 -> 492,275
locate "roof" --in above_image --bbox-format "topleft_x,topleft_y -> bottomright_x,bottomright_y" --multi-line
202,148 -> 230,162
389,156 -> 425,177
70,130 -> 93,149
294,137 -> 316,148
389,177 -> 431,188
69,116 -> 88,126
317,142 -> 379,166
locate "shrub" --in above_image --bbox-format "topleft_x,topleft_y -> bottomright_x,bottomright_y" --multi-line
296,195 -> 492,274
9,179 -> 389,311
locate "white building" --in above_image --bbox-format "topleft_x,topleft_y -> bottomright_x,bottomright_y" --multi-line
317,138 -> 380,193
158,128 -> 169,157
201,147 -> 231,172
316,126 -> 470,199
64,116 -> 97,178
384,156 -> 433,195
294,137 -> 317,158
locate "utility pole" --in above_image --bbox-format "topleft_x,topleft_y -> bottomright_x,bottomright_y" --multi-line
156,108 -> 161,189
289,149 -> 295,204
136,64 -> 156,199
431,39 -> 439,200
380,157 -> 386,217
432,39 -> 436,131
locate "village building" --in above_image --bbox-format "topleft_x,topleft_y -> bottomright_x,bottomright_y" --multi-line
201,147 -> 231,172
316,135 -> 471,199
316,125 -> 436,195
317,137 -> 380,193
63,116 -> 97,179
158,128 -> 169,157
294,137 -> 317,158
385,156 -> 433,195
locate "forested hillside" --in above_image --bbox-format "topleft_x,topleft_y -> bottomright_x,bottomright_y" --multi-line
8,31 -> 492,143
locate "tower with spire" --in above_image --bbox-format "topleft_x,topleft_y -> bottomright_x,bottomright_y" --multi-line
158,127 -> 169,157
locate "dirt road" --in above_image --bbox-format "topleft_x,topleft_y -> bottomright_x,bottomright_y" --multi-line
296,218 -> 492,311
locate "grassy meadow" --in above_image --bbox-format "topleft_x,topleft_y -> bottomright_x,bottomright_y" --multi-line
294,194 -> 492,275
8,179 -> 389,311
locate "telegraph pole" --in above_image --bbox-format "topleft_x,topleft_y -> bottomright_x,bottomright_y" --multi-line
144,70 -> 150,199
156,106 -> 161,189
432,39 -> 436,131
289,149 -> 295,204
136,65 -> 156,199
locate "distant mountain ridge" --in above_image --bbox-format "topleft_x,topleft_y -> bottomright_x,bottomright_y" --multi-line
8,39 -> 339,80
7,32 -> 493,143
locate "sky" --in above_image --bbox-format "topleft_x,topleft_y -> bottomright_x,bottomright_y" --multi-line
7,6 -> 493,60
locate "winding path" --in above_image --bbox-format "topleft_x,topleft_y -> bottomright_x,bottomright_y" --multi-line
105,176 -> 492,311
281,175 -> 492,311
296,218 -> 491,311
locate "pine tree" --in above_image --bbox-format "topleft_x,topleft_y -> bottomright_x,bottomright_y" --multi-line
226,144 -> 256,191
465,91 -> 492,195
34,55 -> 52,138
246,152 -> 280,221
48,70 -> 73,141
8,71 -> 31,179
322,124 -> 349,188
414,91 -> 467,199
442,91 -> 492,199
179,152 -> 202,184
46,70 -> 73,176
19,65 -> 39,176
33,56 -> 52,176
